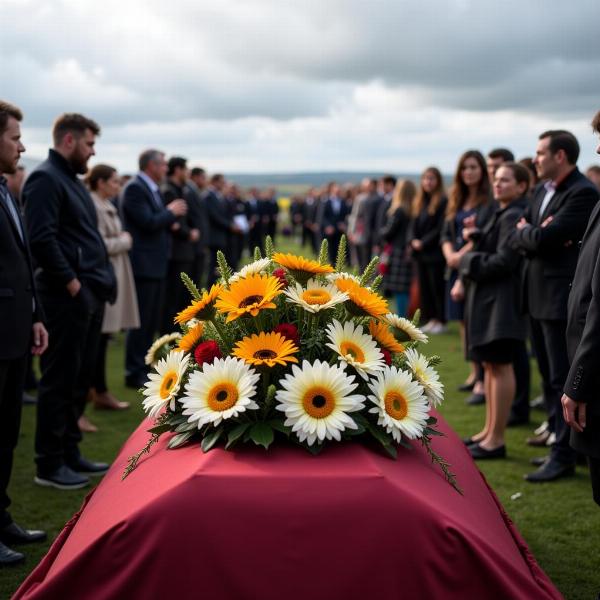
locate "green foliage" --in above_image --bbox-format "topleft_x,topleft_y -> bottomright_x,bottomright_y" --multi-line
249,423 -> 274,449
335,234 -> 347,272
216,250 -> 233,283
180,272 -> 201,300
370,274 -> 383,292
318,238 -> 329,265
201,427 -> 224,452
264,235 -> 275,259
253,246 -> 262,261
360,256 -> 379,286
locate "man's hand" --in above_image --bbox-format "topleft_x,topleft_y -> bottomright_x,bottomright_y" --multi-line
561,393 -> 586,433
324,226 -> 335,236
447,252 -> 460,270
31,322 -> 49,355
516,217 -> 529,230
450,278 -> 464,302
66,278 -> 81,297
167,199 -> 187,216
189,228 -> 200,242
411,239 -> 423,251
541,215 -> 554,228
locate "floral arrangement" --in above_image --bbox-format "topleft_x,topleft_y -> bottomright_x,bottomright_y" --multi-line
124,237 -> 459,490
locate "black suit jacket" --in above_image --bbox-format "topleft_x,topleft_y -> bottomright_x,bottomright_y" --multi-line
204,189 -> 232,250
564,202 -> 600,457
121,175 -> 176,280
162,180 -> 197,263
24,150 -> 116,301
0,185 -> 41,360
320,197 -> 350,235
512,168 -> 599,320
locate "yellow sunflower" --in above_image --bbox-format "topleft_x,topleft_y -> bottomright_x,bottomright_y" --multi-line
233,331 -> 299,367
334,277 -> 389,318
177,322 -> 205,352
273,252 -> 334,283
215,274 -> 282,322
175,284 -> 222,323
369,320 -> 405,353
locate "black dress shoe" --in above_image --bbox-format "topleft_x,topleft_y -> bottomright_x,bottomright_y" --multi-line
34,465 -> 90,490
530,456 -> 549,467
457,381 -> 475,392
525,459 -> 575,483
462,437 -> 477,446
466,393 -> 485,406
469,443 -> 506,460
67,457 -> 110,477
0,541 -> 25,566
0,522 -> 46,545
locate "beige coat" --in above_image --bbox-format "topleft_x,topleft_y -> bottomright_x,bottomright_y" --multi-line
92,193 -> 140,333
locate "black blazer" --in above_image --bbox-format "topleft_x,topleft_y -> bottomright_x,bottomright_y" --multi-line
564,202 -> 600,457
204,189 -> 232,250
320,197 -> 350,235
0,186 -> 41,360
24,150 -> 116,301
162,180 -> 197,263
460,198 -> 527,349
511,168 -> 599,320
121,175 -> 176,280
412,196 -> 448,263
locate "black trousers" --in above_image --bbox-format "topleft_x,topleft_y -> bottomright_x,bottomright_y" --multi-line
589,456 -> 600,507
160,260 -> 193,335
36,287 -> 104,472
416,260 -> 446,323
192,250 -> 206,291
509,339 -> 531,421
529,317 -> 576,464
0,355 -> 27,526
126,278 -> 164,383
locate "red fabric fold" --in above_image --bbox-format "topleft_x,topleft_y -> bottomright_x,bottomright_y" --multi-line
14,413 -> 563,600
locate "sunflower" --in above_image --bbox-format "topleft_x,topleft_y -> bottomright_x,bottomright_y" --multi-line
272,252 -> 334,283
367,365 -> 430,442
142,350 -> 190,417
233,331 -> 299,368
369,320 -> 405,353
229,258 -> 272,282
384,314 -> 428,343
177,322 -> 205,352
215,274 -> 282,322
283,278 -> 348,313
175,284 -> 222,323
275,359 -> 365,446
334,277 -> 388,318
144,332 -> 181,366
403,348 -> 444,406
325,320 -> 385,380
182,357 -> 260,427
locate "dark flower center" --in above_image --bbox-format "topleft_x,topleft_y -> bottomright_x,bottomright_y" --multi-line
312,395 -> 326,408
254,349 -> 277,360
239,295 -> 263,308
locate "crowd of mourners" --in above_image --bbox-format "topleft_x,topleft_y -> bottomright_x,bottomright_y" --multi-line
2,98 -> 600,567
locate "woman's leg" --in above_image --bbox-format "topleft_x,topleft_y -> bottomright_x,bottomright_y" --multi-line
459,322 -> 477,385
472,363 -> 492,442
480,362 -> 515,450
395,292 -> 409,317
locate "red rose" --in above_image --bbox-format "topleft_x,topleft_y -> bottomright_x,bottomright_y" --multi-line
273,323 -> 300,347
194,340 -> 222,366
272,267 -> 288,286
381,348 -> 392,366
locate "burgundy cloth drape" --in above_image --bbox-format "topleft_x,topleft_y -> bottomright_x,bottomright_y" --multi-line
14,413 -> 563,600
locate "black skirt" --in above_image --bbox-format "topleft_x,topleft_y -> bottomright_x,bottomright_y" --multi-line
470,338 -> 517,364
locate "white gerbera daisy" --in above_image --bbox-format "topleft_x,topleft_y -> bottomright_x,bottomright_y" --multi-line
181,356 -> 260,427
275,359 -> 365,446
229,258 -> 272,282
142,350 -> 190,417
367,365 -> 430,442
404,348 -> 444,406
283,278 -> 348,313
325,320 -> 385,380
144,332 -> 181,366
384,313 -> 428,343
326,272 -> 361,284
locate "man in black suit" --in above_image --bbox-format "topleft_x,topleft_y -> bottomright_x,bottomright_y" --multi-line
512,129 -> 599,482
562,111 -> 600,506
320,182 -> 350,264
160,156 -> 200,334
24,113 -> 116,490
0,101 -> 48,565
187,167 -> 208,288
247,187 -> 264,256
121,150 -> 187,388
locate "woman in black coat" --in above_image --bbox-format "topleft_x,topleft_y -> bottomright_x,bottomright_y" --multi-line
459,162 -> 530,459
381,180 -> 415,316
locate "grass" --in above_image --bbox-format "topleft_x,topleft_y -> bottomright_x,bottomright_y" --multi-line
2,237 -> 600,599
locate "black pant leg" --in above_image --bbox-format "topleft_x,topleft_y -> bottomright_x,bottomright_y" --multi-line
193,250 -> 206,291
529,317 -> 555,428
416,262 -> 433,323
206,248 -> 220,288
510,339 -> 530,421
588,456 -> 600,507
430,262 -> 447,323
0,356 -> 26,523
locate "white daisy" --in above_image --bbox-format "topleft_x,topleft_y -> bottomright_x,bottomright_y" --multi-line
326,272 -> 361,284
403,348 -> 444,406
384,313 -> 428,343
229,258 -> 272,282
142,350 -> 190,417
367,365 -> 430,442
144,332 -> 181,366
325,320 -> 385,380
181,356 -> 260,427
275,359 -> 365,446
283,278 -> 348,313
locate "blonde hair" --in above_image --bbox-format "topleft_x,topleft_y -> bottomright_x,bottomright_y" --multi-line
388,179 -> 416,217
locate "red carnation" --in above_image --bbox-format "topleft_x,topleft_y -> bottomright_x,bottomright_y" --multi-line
381,348 -> 392,366
272,267 -> 288,287
273,323 -> 300,347
194,340 -> 223,367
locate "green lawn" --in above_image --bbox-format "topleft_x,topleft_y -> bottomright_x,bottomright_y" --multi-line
2,239 -> 600,599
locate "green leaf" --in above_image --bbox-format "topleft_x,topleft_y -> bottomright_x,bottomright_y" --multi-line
264,235 -> 275,259
304,442 -> 323,456
427,416 -> 438,426
423,427 -> 444,437
147,423 -> 172,435
225,422 -> 251,449
268,419 -> 291,436
318,238 -> 329,265
201,427 -> 224,452
365,421 -> 397,458
253,246 -> 262,261
174,420 -> 197,433
335,234 -> 347,271
249,422 -> 274,449
167,430 -> 194,449
180,272 -> 201,300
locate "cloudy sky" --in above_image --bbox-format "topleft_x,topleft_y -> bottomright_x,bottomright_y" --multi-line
3,0 -> 600,174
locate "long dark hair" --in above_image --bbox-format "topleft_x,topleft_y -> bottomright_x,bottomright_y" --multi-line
446,150 -> 490,221
413,166 -> 444,218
